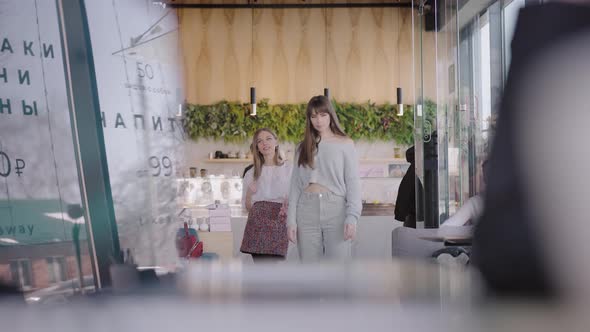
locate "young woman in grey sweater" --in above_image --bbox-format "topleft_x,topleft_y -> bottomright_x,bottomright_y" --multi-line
286,95 -> 362,262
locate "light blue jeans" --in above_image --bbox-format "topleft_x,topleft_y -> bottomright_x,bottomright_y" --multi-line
296,192 -> 351,262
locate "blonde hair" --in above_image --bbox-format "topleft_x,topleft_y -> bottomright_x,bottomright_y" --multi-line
251,128 -> 284,180
298,95 -> 347,168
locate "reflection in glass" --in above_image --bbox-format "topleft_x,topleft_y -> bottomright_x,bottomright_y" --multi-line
0,0 -> 95,299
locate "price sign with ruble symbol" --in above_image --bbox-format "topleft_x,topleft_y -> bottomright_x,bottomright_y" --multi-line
0,151 -> 26,178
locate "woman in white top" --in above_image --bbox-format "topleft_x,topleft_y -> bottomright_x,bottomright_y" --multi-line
287,96 -> 362,262
240,128 -> 292,262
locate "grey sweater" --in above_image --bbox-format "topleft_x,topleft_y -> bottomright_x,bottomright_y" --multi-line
287,140 -> 362,226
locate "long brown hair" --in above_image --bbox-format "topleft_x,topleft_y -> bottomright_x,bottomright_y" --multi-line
298,95 -> 347,168
251,128 -> 284,180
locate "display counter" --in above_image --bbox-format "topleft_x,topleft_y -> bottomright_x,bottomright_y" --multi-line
194,215 -> 402,262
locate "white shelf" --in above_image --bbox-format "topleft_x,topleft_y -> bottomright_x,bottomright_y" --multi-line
203,158 -> 253,164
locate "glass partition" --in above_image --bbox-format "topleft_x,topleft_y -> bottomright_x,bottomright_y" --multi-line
83,0 -> 186,270
413,0 -> 527,226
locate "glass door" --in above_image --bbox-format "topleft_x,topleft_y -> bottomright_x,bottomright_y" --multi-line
0,0 -> 96,303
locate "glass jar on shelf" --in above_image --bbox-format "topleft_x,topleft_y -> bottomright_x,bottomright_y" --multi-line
394,147 -> 403,159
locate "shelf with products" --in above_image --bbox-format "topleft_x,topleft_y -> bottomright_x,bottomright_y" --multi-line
189,164 -> 408,180
176,177 -> 243,208
203,158 -> 253,164
175,176 -> 401,213
203,158 -> 408,164
359,160 -> 410,178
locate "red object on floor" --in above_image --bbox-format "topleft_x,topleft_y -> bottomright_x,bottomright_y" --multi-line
176,222 -> 203,259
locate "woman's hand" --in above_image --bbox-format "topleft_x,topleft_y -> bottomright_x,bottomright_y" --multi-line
344,223 -> 356,241
287,225 -> 297,243
279,198 -> 288,219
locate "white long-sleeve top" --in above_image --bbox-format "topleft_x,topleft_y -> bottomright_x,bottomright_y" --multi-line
441,195 -> 484,227
242,163 -> 293,209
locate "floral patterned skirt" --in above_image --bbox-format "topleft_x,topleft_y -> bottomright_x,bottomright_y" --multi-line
240,201 -> 288,257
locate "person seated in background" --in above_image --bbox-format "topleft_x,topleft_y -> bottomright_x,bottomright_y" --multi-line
436,196 -> 481,240
440,160 -> 488,228
441,197 -> 483,227
392,159 -> 487,259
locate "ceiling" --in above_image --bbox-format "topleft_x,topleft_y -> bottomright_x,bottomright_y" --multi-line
159,0 -> 416,8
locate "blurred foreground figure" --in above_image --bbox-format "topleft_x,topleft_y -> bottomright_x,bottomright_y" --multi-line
472,2 -> 590,299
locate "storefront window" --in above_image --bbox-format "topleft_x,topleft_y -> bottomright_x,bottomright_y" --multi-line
0,0 -> 95,299
77,1 -> 427,265
84,1 -> 185,270
1,0 -> 536,301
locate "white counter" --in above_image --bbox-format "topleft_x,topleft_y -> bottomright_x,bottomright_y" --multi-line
201,216 -> 403,262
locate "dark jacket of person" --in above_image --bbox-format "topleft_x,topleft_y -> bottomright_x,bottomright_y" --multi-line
242,164 -> 254,178
395,147 -> 423,228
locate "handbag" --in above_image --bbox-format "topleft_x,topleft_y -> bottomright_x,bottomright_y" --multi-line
176,222 -> 203,259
